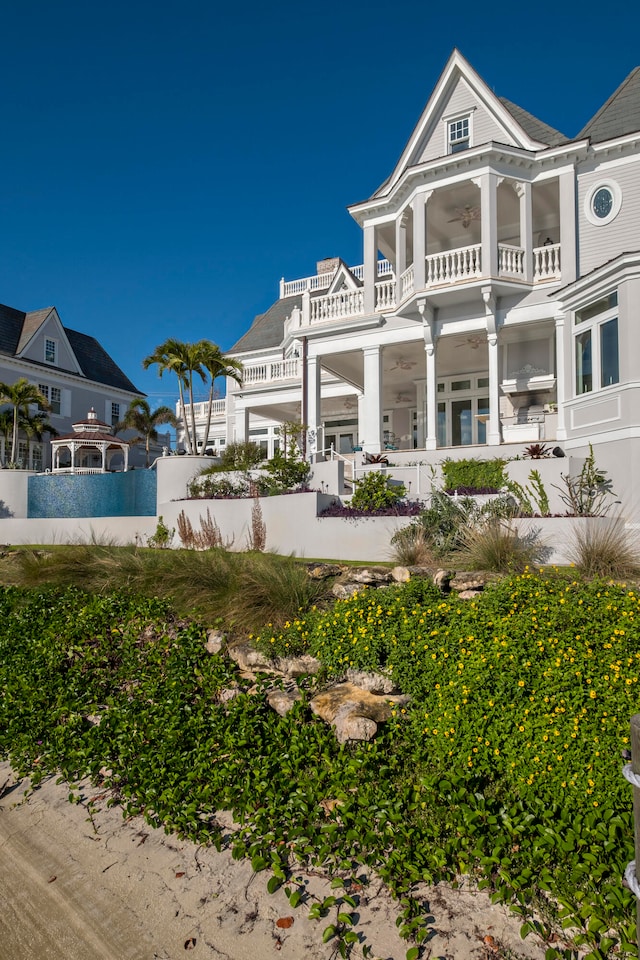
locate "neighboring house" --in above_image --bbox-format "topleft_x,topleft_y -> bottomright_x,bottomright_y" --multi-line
182,50 -> 640,510
0,302 -> 162,469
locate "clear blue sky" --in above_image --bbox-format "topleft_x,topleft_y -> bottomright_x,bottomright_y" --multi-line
2,0 -> 639,407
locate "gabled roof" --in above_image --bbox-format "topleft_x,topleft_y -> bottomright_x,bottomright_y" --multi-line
371,49 -> 559,201
498,98 -> 568,147
0,301 -> 142,395
230,295 -> 301,354
16,307 -> 56,353
578,66 -> 640,142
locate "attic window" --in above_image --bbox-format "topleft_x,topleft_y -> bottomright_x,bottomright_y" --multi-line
44,338 -> 57,364
448,116 -> 470,153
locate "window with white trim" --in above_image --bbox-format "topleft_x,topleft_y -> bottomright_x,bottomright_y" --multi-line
574,292 -> 619,395
38,383 -> 61,415
44,338 -> 57,364
111,402 -> 120,426
448,116 -> 470,153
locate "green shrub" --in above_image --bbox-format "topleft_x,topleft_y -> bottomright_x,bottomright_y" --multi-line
351,471 -> 406,511
263,448 -> 310,492
441,456 -> 507,491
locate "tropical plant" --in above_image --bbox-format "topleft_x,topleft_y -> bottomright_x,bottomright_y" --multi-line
193,340 -> 243,453
351,471 -> 406,512
523,442 -> 551,459
147,515 -> 175,549
142,339 -> 204,454
142,339 -> 243,457
117,398 -> 178,466
0,378 -> 50,464
553,444 -> 617,516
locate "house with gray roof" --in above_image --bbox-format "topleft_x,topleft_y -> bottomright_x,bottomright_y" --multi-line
182,49 -> 640,512
0,302 -> 154,469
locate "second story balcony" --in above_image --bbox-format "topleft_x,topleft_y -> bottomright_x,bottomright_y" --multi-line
284,170 -> 569,331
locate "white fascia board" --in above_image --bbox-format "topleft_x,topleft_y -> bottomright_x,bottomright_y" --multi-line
380,51 -> 547,200
0,355 -> 141,400
557,252 -> 640,309
501,300 -> 563,327
579,150 -> 640,176
591,132 -> 640,155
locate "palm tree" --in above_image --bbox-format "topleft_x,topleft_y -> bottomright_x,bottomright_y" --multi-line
0,378 -> 50,465
142,339 -> 204,454
118,398 -> 178,466
193,340 -> 243,453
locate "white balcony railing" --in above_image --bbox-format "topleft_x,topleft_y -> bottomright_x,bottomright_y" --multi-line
180,399 -> 227,421
400,264 -> 414,299
533,243 -> 561,281
375,278 -> 396,311
242,358 -> 300,386
309,289 -> 364,323
498,243 -> 524,277
426,244 -> 482,286
280,259 -> 393,298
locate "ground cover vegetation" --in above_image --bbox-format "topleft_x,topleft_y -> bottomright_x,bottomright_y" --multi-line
1,561 -> 639,959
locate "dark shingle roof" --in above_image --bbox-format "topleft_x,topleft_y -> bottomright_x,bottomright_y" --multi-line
578,67 -> 640,142
65,328 -> 142,393
0,303 -> 27,356
499,97 -> 569,146
229,295 -> 301,354
0,302 -> 142,394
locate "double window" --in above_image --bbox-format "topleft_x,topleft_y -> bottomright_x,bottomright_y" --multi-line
574,293 -> 619,395
38,383 -> 61,415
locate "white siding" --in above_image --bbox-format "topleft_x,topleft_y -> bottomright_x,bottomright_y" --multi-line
417,78 -> 510,163
578,159 -> 640,275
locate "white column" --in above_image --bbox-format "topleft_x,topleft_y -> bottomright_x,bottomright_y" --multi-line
412,193 -> 427,290
395,212 -> 408,303
363,224 -> 377,314
555,311 -> 567,441
360,345 -> 383,453
515,181 -> 533,282
479,173 -> 498,278
413,380 -> 426,448
483,287 -> 501,446
559,170 -> 577,285
306,354 -> 322,460
234,404 -> 249,443
418,299 -> 438,450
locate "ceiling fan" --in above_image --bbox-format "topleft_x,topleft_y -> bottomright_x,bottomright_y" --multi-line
388,358 -> 418,372
455,335 -> 484,350
448,204 -> 481,229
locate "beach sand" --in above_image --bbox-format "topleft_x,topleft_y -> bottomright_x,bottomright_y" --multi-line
0,761 -> 547,960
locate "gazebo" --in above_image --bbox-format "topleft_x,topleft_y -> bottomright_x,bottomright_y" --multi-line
51,408 -> 130,474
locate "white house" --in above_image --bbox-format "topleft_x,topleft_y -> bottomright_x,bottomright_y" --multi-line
0,301 -> 163,470
182,50 -> 640,512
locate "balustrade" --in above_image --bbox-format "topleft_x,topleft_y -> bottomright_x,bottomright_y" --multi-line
375,279 -> 396,311
533,243 -> 561,281
400,264 -> 414,299
309,289 -> 364,322
498,243 -> 524,277
426,244 -> 482,285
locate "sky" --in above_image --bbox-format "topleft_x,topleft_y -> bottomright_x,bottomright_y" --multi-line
2,0 -> 640,409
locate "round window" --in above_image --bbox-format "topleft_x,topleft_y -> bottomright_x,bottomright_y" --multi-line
585,181 -> 622,226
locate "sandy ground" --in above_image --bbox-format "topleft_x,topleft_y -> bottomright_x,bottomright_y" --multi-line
0,761 -> 548,960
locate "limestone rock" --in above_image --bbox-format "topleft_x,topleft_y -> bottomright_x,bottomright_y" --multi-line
391,566 -> 411,582
457,589 -> 483,600
275,654 -> 322,678
434,569 -> 456,592
218,684 -> 241,703
350,567 -> 393,585
306,563 -> 343,580
332,581 -> 361,600
226,643 -> 275,674
266,688 -> 302,716
450,572 -> 487,592
345,670 -> 396,695
205,629 -> 225,654
310,682 -> 410,743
